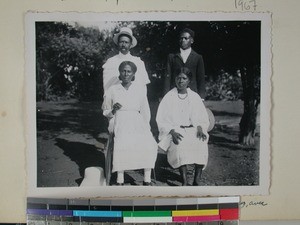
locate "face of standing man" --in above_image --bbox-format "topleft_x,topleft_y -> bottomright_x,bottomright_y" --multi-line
118,35 -> 132,55
179,32 -> 194,50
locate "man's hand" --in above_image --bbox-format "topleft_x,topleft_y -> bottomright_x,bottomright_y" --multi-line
170,129 -> 183,145
197,126 -> 207,141
112,102 -> 122,115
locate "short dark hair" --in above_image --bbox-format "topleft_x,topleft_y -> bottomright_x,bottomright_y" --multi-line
176,67 -> 193,80
180,28 -> 195,39
118,61 -> 137,74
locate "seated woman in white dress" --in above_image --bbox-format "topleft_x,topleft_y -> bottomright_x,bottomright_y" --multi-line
102,61 -> 157,186
156,67 -> 210,186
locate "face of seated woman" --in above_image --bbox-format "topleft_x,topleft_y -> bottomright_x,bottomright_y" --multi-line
175,73 -> 190,93
119,65 -> 135,85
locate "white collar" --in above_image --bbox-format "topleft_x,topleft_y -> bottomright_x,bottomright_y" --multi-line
116,81 -> 137,90
118,52 -> 131,59
180,48 -> 192,63
180,48 -> 192,55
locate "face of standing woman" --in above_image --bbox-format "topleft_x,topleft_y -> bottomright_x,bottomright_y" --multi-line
119,65 -> 135,85
175,73 -> 190,93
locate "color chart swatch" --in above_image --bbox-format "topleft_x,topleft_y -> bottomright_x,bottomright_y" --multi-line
27,197 -> 239,224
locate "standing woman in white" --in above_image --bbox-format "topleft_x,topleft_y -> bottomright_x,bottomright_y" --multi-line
156,67 -> 210,186
102,61 -> 157,186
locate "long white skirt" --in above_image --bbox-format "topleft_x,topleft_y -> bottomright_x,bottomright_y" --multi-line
112,111 -> 157,172
159,127 -> 209,169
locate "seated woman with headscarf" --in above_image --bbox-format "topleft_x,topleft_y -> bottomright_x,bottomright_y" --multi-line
156,67 -> 210,186
102,61 -> 157,186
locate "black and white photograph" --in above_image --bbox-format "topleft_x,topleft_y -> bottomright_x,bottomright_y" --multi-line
26,12 -> 271,198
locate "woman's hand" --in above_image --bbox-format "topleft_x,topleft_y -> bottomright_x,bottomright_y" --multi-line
197,126 -> 207,141
112,102 -> 122,115
170,129 -> 183,145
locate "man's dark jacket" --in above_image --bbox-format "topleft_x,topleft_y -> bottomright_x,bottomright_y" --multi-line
164,49 -> 205,98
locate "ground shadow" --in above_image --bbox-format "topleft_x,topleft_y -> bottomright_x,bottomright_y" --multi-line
154,152 -> 181,186
55,138 -> 105,186
209,133 -> 238,145
209,133 -> 257,151
212,110 -> 242,117
37,101 -> 108,141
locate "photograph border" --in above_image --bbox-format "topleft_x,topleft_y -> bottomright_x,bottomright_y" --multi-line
25,11 -> 271,198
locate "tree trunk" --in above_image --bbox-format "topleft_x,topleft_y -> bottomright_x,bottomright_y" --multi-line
239,66 -> 259,146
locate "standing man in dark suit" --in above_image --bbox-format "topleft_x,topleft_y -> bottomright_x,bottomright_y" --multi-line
164,28 -> 206,99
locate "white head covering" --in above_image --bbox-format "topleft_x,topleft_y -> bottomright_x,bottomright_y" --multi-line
113,27 -> 137,48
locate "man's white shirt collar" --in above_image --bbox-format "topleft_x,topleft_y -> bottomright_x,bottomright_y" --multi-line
118,52 -> 131,59
180,48 -> 192,63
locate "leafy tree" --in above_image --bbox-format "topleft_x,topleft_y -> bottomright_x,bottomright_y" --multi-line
201,21 -> 261,145
36,22 -> 73,100
36,22 -> 113,101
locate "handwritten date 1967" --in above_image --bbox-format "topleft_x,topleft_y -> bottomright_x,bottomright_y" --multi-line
235,0 -> 257,11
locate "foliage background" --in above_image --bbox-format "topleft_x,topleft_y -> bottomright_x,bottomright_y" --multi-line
35,21 -> 260,102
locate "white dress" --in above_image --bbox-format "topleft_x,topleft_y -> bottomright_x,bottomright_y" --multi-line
102,52 -> 150,94
102,83 -> 157,172
156,88 -> 210,169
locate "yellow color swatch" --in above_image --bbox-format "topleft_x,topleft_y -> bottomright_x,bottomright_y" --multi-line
172,209 -> 219,217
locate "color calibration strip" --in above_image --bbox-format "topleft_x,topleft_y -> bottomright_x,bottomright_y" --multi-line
27,197 -> 239,224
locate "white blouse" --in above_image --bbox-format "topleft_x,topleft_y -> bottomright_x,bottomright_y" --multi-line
156,88 -> 209,142
102,82 -> 151,133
